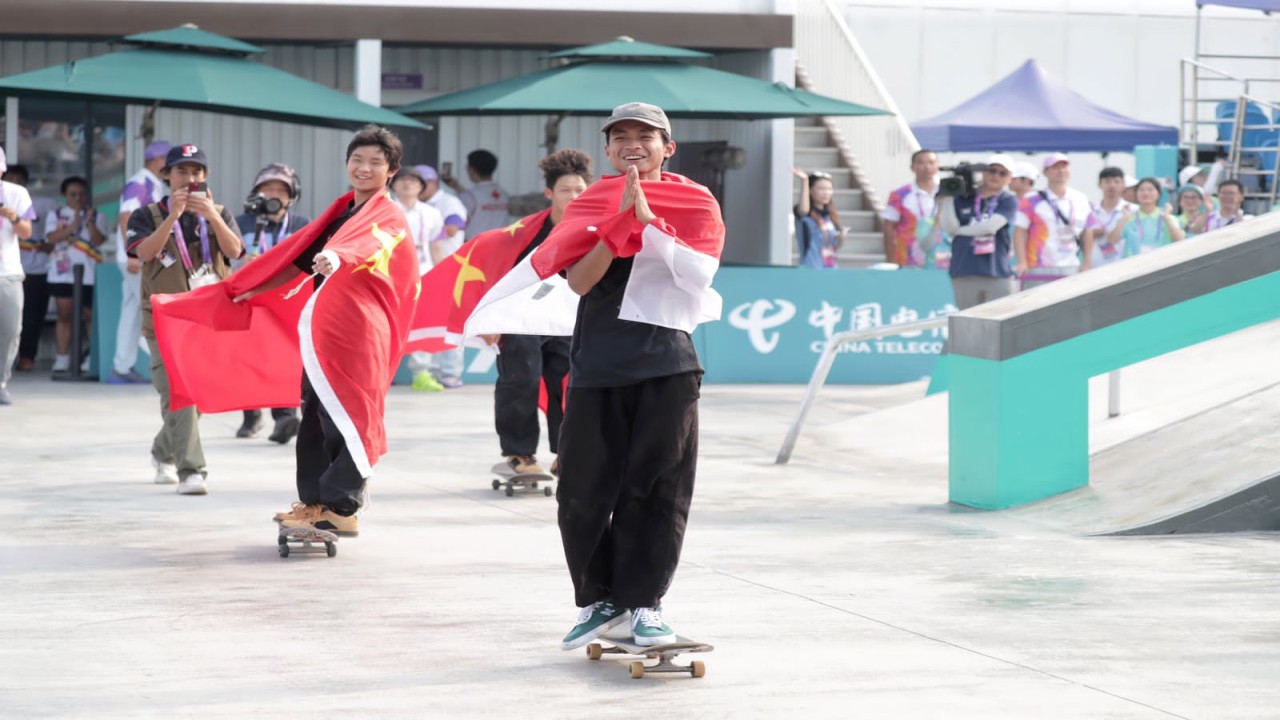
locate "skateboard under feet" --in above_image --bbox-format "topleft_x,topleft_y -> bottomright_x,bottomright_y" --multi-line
491,462 -> 555,497
585,636 -> 714,679
277,526 -> 338,558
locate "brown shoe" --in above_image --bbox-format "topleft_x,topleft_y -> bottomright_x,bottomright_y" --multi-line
277,503 -> 359,537
506,455 -> 543,475
15,358 -> 33,372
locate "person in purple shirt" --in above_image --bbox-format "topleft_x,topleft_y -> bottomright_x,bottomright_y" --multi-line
108,140 -> 170,384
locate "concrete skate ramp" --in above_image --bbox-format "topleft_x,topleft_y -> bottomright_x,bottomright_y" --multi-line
1001,382 -> 1280,535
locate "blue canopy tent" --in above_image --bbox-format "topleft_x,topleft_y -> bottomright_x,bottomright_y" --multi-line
910,59 -> 1178,152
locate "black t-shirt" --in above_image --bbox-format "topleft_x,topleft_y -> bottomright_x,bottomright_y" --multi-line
515,215 -> 555,265
568,256 -> 703,389
125,200 -> 241,261
293,201 -> 361,288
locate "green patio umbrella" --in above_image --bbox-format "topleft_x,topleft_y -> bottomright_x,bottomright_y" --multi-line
0,25 -> 428,130
397,37 -> 885,121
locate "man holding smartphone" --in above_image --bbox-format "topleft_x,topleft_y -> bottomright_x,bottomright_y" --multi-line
125,143 -> 243,495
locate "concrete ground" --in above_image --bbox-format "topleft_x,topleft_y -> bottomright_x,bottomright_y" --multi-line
3,367 -> 1280,719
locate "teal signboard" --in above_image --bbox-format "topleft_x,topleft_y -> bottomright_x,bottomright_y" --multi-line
696,267 -> 956,384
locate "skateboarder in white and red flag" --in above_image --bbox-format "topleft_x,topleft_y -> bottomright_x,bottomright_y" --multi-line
149,125 -> 420,538
463,102 -> 726,649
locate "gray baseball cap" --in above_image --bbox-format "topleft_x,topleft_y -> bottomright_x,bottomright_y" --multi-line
601,102 -> 672,135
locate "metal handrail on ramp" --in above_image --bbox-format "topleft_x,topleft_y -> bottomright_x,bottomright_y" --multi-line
774,318 -> 1125,465
775,316 -> 947,465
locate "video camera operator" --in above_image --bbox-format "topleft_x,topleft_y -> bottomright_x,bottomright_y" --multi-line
936,154 -> 1019,309
233,162 -> 310,443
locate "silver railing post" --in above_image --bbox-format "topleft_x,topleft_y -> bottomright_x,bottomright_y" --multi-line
776,316 -> 947,465
1107,370 -> 1121,419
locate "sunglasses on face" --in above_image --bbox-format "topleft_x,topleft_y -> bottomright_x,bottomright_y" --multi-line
986,168 -> 1010,177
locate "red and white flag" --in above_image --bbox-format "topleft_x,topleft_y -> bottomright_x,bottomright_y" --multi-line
406,208 -> 552,353
151,191 -> 420,476
464,172 -> 725,339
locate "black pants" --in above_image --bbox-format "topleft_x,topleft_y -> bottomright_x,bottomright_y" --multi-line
244,407 -> 298,425
556,371 -> 701,609
18,273 -> 48,361
495,334 -> 571,456
296,372 -> 365,517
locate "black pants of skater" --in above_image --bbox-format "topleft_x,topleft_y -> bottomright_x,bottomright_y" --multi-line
18,274 -> 49,362
297,372 -> 365,516
495,334 -> 571,456
556,371 -> 700,609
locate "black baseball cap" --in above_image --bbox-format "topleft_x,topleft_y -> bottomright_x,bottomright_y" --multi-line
163,143 -> 208,172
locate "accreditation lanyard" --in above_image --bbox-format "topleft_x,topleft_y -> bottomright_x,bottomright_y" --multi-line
1206,213 -> 1238,232
1135,213 -> 1163,247
971,193 -> 998,255
172,215 -> 211,270
260,213 -> 290,252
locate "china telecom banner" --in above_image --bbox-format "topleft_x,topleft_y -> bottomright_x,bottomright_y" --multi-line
696,267 -> 956,384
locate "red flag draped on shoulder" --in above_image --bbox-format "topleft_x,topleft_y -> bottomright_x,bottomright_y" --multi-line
151,191 -> 419,476
463,172 -> 725,340
406,208 -> 552,353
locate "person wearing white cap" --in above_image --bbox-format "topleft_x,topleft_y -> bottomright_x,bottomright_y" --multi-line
0,146 -> 36,405
1089,167 -> 1136,268
1013,152 -> 1101,288
1179,159 -> 1225,200
938,154 -> 1020,308
232,162 -> 312,442
109,139 -> 171,385
1009,162 -> 1038,198
414,163 -> 469,388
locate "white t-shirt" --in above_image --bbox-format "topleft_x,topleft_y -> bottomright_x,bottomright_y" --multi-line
1015,187 -> 1100,270
1089,199 -> 1135,267
459,180 -> 510,237
426,189 -> 469,253
45,206 -> 109,286
396,199 -> 445,271
0,181 -> 36,279
18,195 -> 57,276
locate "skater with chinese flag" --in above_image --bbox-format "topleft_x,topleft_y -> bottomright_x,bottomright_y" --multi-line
150,125 -> 420,537
408,148 -> 594,476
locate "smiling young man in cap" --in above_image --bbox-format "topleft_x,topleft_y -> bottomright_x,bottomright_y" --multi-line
549,101 -> 725,651
126,143 -> 244,494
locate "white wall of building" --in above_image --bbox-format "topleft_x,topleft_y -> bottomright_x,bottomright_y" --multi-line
842,0 -> 1280,199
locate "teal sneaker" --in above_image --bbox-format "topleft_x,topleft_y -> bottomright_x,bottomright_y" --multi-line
561,598 -> 628,650
630,607 -> 676,647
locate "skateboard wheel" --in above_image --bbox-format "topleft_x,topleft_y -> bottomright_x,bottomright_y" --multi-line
491,479 -> 501,491
629,661 -> 645,679
277,535 -> 287,546
278,544 -> 289,558
690,660 -> 706,678
586,643 -> 603,660
325,542 -> 337,558
505,486 -> 514,497
530,481 -> 538,489
544,487 -> 553,497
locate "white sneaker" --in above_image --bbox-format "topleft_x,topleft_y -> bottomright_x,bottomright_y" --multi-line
176,475 -> 208,495
151,457 -> 179,485
630,607 -> 677,647
51,355 -> 70,373
80,356 -> 90,373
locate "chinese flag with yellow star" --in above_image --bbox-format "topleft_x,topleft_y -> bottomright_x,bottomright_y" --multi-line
406,208 -> 552,353
151,190 -> 419,474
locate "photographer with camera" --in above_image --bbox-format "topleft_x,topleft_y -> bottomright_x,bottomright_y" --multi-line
937,155 -> 1019,309
126,143 -> 243,495
233,163 -> 310,442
